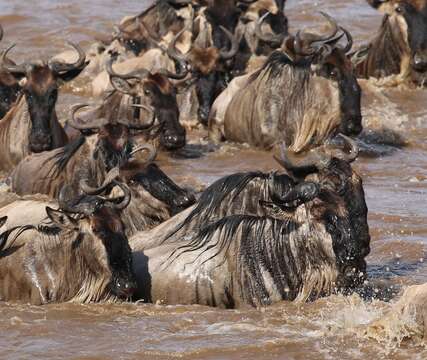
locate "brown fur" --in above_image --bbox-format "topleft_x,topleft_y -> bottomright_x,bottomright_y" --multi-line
190,47 -> 221,75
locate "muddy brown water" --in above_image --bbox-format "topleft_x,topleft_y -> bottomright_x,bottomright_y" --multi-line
1,1 -> 427,359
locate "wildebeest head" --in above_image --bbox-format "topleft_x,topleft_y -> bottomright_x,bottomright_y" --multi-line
273,135 -> 370,292
281,13 -> 362,137
106,59 -> 186,150
0,42 -> 87,152
57,180 -> 137,299
0,24 -> 21,119
167,26 -> 239,125
368,0 -> 427,73
69,105 -> 151,171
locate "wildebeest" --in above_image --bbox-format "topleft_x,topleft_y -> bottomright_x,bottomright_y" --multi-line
0,181 -> 137,304
0,24 -> 21,119
168,25 -> 239,125
352,0 -> 427,85
0,42 -> 87,171
85,57 -> 187,151
209,14 -> 362,150
131,137 -> 370,307
233,0 -> 288,73
11,111 -> 195,235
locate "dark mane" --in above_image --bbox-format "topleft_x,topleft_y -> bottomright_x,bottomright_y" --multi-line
163,172 -> 267,242
51,135 -> 86,173
0,223 -> 63,255
167,214 -> 303,306
356,15 -> 403,78
249,50 -> 309,84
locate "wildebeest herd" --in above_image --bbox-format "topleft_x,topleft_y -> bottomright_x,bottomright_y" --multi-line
0,0 -> 425,307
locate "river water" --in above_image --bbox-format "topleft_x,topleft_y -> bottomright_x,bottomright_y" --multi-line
0,0 -> 427,359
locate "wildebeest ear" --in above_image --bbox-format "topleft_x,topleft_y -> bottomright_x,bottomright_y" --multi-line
45,207 -> 77,230
57,61 -> 89,83
0,216 -> 7,228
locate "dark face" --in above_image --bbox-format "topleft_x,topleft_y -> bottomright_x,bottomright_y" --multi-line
23,65 -> 59,152
97,124 -> 132,171
0,70 -> 20,119
318,49 -> 363,137
129,163 -> 195,214
143,75 -> 186,150
195,71 -> 226,126
90,207 -> 137,298
205,1 -> 241,50
314,159 -> 370,291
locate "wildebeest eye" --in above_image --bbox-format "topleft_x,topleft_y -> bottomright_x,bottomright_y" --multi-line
144,89 -> 151,96
395,5 -> 403,13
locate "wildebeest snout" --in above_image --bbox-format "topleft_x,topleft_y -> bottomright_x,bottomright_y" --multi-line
30,132 -> 52,152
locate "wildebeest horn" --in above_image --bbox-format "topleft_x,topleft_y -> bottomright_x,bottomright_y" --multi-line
163,27 -> 190,79
0,24 -> 3,43
80,167 -> 120,196
294,12 -> 339,56
68,104 -> 110,130
58,185 -> 105,216
332,134 -> 359,163
274,146 -> 332,173
108,181 -> 132,211
339,26 -> 353,54
274,135 -> 359,173
106,57 -> 150,80
127,104 -> 157,130
48,41 -> 86,74
130,143 -> 157,162
255,12 -> 285,45
219,26 -> 239,60
0,44 -> 27,75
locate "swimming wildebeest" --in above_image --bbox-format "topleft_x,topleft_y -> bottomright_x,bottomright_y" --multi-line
0,181 -> 137,304
0,24 -> 21,119
11,109 -> 195,235
85,57 -> 187,151
131,136 -> 370,308
165,23 -> 239,126
209,13 -> 362,150
0,42 -> 87,171
352,0 -> 427,85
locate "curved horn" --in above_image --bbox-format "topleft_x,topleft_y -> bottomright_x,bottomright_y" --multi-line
165,27 -> 190,79
108,181 -> 132,211
293,12 -> 339,56
120,104 -> 157,130
0,44 -> 27,75
68,104 -> 110,130
80,167 -> 120,196
274,145 -> 332,173
339,26 -> 353,54
332,134 -> 359,163
58,184 -> 105,216
130,143 -> 157,162
48,41 -> 86,74
219,26 -> 239,60
255,12 -> 285,45
106,57 -> 150,80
